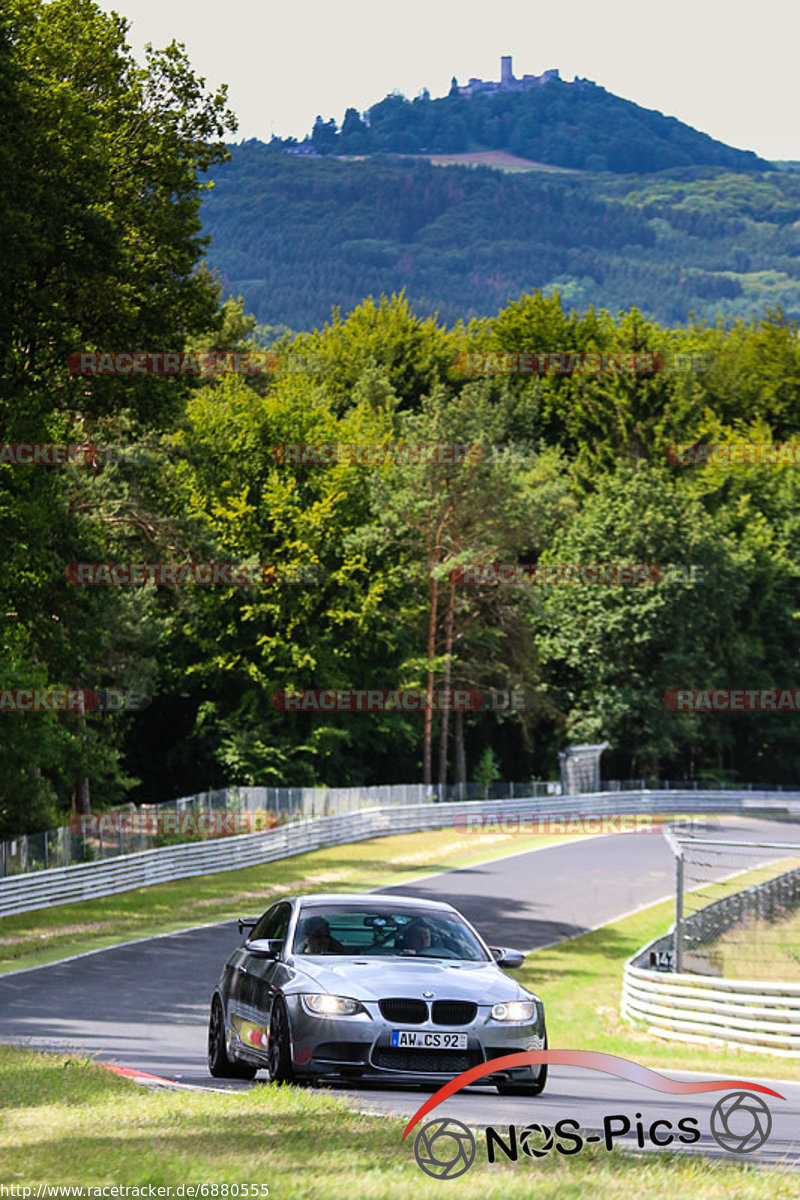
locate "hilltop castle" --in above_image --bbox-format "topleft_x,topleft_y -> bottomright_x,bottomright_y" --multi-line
451,56 -> 560,98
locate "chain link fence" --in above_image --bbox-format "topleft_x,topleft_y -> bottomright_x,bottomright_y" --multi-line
3,776 -> 796,881
0,779 -> 562,878
669,833 -> 800,978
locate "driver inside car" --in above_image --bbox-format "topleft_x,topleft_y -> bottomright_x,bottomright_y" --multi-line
299,915 -> 346,954
398,920 -> 433,953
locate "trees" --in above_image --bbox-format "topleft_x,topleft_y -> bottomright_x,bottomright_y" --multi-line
311,116 -> 338,154
294,293 -> 457,412
0,0 -> 236,833
287,77 -> 770,173
200,149 -> 797,335
3,0 -> 799,833
534,464 -> 800,780
369,386 -> 553,784
340,107 -> 368,154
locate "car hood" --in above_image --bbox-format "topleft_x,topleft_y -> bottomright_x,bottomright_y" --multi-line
286,955 -> 534,1003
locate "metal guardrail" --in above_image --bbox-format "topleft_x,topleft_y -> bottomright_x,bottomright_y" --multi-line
0,779 -> 561,878
622,961 -> 800,1057
3,778 -> 792,879
622,860 -> 800,1057
2,787 -> 799,918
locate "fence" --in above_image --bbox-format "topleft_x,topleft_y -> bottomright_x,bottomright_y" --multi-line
0,779 -> 561,879
600,780 -> 799,792
3,777 -> 794,881
1,787 -> 799,918
677,854 -> 800,976
622,856 -> 800,1056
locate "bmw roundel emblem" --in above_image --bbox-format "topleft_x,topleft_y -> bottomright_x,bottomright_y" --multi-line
422,991 -> 435,998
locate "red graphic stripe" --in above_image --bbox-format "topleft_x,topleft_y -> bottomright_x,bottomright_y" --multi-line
401,1049 -> 785,1139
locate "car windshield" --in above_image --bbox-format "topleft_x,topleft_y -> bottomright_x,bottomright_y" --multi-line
291,906 -> 490,961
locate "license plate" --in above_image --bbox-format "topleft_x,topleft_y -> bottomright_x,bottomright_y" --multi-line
391,1030 -> 468,1049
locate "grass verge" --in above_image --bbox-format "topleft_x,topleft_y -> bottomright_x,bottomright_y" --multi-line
703,906 -> 800,981
0,827 -> 580,973
518,897 -> 800,1082
3,819 -> 798,1083
0,1044 -> 796,1198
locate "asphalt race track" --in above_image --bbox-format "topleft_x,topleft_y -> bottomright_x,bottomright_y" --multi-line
1,817 -> 799,1168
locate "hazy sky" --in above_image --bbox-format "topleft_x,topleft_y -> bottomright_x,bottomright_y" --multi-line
108,0 -> 798,160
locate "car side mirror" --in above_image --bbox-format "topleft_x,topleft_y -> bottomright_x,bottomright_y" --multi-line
245,938 -> 282,960
238,917 -> 258,936
491,946 -> 525,969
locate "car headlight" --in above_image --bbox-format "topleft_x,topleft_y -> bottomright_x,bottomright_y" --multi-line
491,1001 -> 536,1022
301,994 -> 366,1017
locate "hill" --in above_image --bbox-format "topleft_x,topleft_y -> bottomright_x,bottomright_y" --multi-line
201,146 -> 800,330
296,70 -> 770,175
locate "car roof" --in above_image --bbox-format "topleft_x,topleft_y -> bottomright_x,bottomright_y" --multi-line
291,893 -> 455,911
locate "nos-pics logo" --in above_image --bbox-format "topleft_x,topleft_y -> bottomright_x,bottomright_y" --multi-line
414,1119 -> 476,1180
403,1051 -> 782,1179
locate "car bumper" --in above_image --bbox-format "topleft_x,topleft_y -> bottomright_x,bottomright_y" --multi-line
284,996 -> 547,1083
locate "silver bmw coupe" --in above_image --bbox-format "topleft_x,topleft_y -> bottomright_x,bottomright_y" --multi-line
208,893 -> 547,1094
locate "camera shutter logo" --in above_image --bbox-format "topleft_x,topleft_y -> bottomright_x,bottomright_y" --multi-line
414,1118 -> 476,1179
710,1092 -> 772,1153
519,1122 -> 554,1158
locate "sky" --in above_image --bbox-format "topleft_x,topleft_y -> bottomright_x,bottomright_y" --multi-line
107,0 -> 799,161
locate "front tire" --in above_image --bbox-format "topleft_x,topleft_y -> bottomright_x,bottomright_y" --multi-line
267,998 -> 295,1084
496,1035 -> 548,1096
496,1065 -> 547,1096
208,996 -> 257,1080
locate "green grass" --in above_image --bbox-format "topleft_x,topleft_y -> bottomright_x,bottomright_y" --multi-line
3,825 -> 796,1089
3,825 -> 798,1192
702,906 -> 800,982
0,1045 -> 795,1198
0,827 -> 578,973
518,897 -> 800,1082
684,859 -> 800,909
5,820 -> 799,1083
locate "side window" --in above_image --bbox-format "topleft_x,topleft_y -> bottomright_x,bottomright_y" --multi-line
250,902 -> 291,943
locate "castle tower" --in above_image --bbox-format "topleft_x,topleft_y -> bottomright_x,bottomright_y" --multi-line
500,55 -> 513,86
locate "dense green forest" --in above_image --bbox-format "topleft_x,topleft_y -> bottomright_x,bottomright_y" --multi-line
2,1 -> 800,839
295,77 -> 770,174
201,148 -> 800,330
